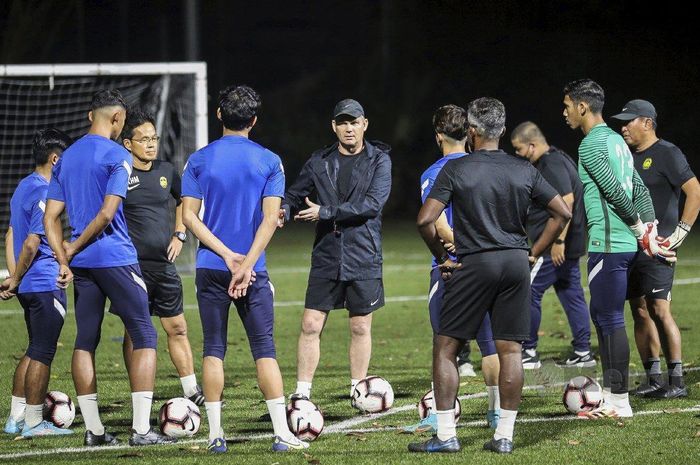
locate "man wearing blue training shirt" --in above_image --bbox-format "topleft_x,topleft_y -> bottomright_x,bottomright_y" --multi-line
2,129 -> 73,437
44,90 -> 174,447
182,85 -> 308,454
403,105 -> 500,434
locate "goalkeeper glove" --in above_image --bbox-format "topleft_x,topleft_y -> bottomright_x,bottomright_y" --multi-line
630,219 -> 676,264
657,221 -> 691,251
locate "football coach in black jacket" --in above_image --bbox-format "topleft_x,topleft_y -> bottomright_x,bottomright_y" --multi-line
281,99 -> 392,403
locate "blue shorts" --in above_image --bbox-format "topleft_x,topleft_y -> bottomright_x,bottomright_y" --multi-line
18,290 -> 67,365
195,268 -> 276,361
587,252 -> 637,336
73,265 -> 157,352
428,267 -> 497,356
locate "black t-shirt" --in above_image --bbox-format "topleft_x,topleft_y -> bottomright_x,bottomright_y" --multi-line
123,160 -> 182,269
335,148 -> 365,199
429,149 -> 558,256
526,146 -> 586,259
633,139 -> 695,236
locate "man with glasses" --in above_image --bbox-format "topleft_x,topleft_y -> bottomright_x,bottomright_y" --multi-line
120,108 -> 204,406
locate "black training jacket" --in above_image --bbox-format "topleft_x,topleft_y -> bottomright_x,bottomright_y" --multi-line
282,140 -> 392,281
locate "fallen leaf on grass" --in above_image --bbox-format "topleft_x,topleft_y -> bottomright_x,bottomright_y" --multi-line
616,422 -> 625,427
568,440 -> 580,445
345,432 -> 365,437
13,435 -> 27,441
694,431 -> 700,438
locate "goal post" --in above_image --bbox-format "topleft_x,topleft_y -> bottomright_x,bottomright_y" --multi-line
0,62 -> 208,274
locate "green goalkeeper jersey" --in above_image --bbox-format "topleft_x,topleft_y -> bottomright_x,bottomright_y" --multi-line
578,123 -> 655,253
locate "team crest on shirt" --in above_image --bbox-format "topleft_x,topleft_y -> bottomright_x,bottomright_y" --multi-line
643,158 -> 653,170
160,176 -> 168,188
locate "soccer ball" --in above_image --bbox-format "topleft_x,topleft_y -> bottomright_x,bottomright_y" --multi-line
43,391 -> 75,428
352,376 -> 394,413
286,398 -> 324,441
562,376 -> 602,414
417,389 -> 461,422
159,398 -> 201,438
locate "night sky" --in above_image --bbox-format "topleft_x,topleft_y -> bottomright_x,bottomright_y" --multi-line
1,0 -> 697,216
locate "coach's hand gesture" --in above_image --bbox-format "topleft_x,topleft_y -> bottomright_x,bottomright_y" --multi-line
229,266 -> 254,299
295,197 -> 320,222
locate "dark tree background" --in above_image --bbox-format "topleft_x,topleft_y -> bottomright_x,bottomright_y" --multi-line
1,0 -> 697,217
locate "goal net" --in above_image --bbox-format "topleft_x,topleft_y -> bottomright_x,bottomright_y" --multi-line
0,62 -> 208,274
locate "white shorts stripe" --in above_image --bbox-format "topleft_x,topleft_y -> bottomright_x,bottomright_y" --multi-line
269,280 -> 275,298
530,256 -> 544,284
428,279 -> 440,304
131,272 -> 147,293
53,298 -> 66,319
588,258 -> 604,285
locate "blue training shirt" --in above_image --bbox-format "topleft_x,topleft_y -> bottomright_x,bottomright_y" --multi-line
420,152 -> 466,266
181,135 -> 285,272
9,172 -> 60,293
47,134 -> 138,268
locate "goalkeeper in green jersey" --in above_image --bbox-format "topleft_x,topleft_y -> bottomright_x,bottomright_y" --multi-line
562,79 -> 675,419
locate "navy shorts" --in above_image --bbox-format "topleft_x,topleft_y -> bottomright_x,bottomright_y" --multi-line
304,276 -> 384,314
141,264 -> 184,318
428,267 -> 496,356
18,290 -> 67,365
626,252 -> 674,302
73,265 -> 157,352
587,252 -> 637,336
440,249 -> 531,342
195,268 -> 276,361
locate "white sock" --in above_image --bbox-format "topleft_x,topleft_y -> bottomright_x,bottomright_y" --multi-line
205,401 -> 223,442
575,350 -> 590,356
77,393 -> 104,435
350,379 -> 360,397
487,385 -> 500,411
266,397 -> 293,440
295,381 -> 312,399
610,392 -> 630,408
436,409 -> 456,441
10,396 -> 26,421
494,408 -> 517,441
131,391 -> 153,435
430,381 -> 434,391
602,388 -> 611,406
180,374 -> 198,398
24,404 -> 43,429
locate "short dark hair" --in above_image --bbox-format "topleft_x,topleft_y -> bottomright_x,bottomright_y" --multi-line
467,97 -> 506,140
33,128 -> 72,166
563,79 -> 605,114
433,104 -> 468,141
91,89 -> 127,111
218,85 -> 261,131
120,107 -> 156,141
511,121 -> 546,144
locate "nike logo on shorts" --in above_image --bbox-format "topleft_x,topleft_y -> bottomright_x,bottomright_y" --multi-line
127,184 -> 140,191
651,288 -> 664,293
370,298 -> 380,306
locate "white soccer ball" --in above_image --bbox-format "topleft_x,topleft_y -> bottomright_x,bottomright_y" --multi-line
159,397 -> 201,438
352,376 -> 394,413
43,391 -> 76,428
562,376 -> 602,414
417,389 -> 461,422
286,398 -> 324,441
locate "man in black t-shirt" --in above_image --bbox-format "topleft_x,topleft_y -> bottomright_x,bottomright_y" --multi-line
511,122 -> 593,369
120,109 -> 203,405
411,98 -> 571,455
612,100 -> 700,398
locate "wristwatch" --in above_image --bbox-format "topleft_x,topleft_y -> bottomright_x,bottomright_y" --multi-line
554,239 -> 565,244
173,231 -> 187,243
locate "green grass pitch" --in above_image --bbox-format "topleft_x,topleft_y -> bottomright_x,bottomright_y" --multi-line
1,222 -> 699,464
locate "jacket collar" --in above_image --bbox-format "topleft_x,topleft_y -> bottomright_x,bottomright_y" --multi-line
316,139 -> 391,159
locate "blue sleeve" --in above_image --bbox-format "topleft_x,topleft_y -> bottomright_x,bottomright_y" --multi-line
46,161 -> 64,202
181,154 -> 203,199
420,170 -> 435,204
28,197 -> 46,236
263,153 -> 285,198
105,148 -> 131,198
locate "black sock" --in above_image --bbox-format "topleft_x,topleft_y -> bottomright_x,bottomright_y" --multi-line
643,357 -> 662,385
667,361 -> 684,387
596,329 -> 612,390
604,328 -> 630,395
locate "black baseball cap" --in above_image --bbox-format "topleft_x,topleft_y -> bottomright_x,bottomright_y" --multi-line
333,99 -> 364,119
611,99 -> 657,122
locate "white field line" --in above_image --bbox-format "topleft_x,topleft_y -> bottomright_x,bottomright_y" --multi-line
2,276 -> 699,315
1,367 -> 699,460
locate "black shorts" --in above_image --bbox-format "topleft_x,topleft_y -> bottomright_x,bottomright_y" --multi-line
304,276 -> 384,314
627,252 -> 674,301
141,264 -> 184,318
439,249 -> 530,341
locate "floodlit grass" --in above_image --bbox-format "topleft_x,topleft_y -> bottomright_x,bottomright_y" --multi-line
1,222 -> 699,463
